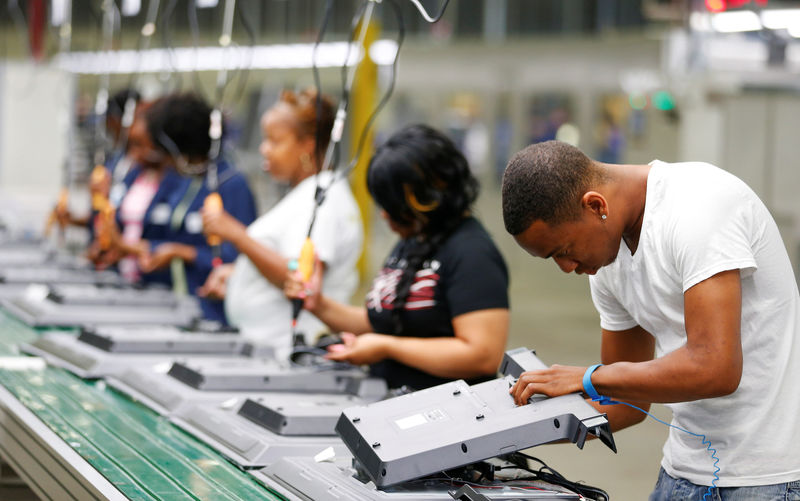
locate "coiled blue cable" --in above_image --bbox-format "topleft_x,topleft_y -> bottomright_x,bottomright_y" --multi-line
583,365 -> 720,499
616,401 -> 720,500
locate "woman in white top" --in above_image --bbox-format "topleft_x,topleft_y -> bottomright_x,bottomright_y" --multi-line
200,89 -> 362,357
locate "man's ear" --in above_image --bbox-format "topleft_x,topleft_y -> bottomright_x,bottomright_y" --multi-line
581,191 -> 609,219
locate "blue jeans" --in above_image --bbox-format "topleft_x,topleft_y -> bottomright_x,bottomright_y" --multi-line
650,468 -> 800,501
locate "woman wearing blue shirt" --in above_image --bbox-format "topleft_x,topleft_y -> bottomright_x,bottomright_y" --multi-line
135,94 -> 257,323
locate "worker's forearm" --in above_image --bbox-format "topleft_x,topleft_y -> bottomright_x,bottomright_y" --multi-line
384,336 -> 500,380
312,295 -> 372,334
231,233 -> 289,288
593,346 -> 741,403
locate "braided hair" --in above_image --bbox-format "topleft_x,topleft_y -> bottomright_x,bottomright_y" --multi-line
366,124 -> 479,334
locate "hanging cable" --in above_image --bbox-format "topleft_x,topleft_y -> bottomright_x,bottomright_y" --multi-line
309,0 -> 406,230
159,0 -> 183,92
341,0 -> 404,179
92,0 -> 118,169
114,0 -> 162,165
229,1 -> 256,108
408,0 -> 450,23
90,0 -> 121,253
200,0 -> 245,268
187,0 -> 211,100
290,0 -> 387,345
290,0 -> 437,344
311,0 -> 335,167
45,0 -> 74,241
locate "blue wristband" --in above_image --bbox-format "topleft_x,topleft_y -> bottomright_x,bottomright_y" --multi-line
583,364 -> 617,405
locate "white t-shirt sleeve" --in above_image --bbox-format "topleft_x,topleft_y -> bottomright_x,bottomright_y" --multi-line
309,207 -> 339,266
590,274 -> 638,331
670,182 -> 758,292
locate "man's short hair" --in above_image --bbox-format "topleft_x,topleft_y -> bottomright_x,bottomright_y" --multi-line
501,140 -> 598,235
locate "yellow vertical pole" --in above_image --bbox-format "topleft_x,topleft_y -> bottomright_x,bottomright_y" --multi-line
349,19 -> 379,284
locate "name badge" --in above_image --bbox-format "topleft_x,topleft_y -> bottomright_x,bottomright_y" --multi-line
150,203 -> 171,225
185,211 -> 204,234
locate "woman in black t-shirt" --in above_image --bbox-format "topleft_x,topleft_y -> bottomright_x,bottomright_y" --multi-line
286,124 -> 509,390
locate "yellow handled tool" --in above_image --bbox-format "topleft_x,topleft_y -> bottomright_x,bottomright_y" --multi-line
203,192 -> 224,267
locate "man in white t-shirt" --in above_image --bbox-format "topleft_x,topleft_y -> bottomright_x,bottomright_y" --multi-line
501,140 -> 800,499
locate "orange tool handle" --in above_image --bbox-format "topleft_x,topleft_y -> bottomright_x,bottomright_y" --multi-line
298,237 -> 315,282
203,192 -> 223,247
90,165 -> 109,211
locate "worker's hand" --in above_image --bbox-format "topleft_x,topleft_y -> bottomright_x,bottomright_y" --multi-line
324,332 -> 391,365
509,365 -> 585,406
89,244 -> 123,269
284,255 -> 323,312
53,204 -> 71,228
198,263 -> 234,299
139,242 -> 195,272
201,207 -> 246,244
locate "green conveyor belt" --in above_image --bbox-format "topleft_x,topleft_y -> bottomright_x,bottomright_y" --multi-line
0,367 -> 287,501
0,306 -> 287,501
0,310 -> 39,355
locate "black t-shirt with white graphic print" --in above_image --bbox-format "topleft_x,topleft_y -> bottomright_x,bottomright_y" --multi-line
366,217 -> 509,390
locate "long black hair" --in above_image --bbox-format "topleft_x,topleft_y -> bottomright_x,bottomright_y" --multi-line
366,124 -> 479,334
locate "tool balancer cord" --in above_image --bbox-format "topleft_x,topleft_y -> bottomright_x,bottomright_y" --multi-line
306,0 -> 407,239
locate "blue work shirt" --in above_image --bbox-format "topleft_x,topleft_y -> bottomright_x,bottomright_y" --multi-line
113,165 -> 185,287
149,159 -> 257,324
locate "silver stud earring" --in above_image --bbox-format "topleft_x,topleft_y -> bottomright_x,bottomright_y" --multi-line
601,214 -> 607,220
